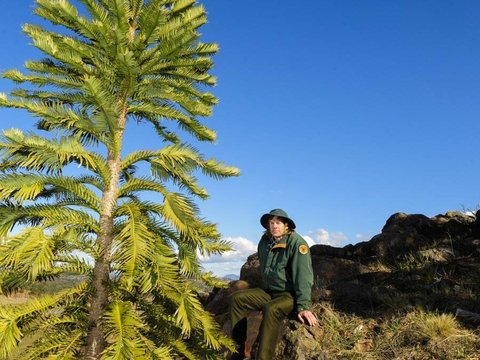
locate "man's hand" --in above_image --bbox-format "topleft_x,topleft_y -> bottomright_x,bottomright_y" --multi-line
297,310 -> 318,326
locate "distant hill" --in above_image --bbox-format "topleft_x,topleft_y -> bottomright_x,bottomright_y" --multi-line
222,274 -> 239,281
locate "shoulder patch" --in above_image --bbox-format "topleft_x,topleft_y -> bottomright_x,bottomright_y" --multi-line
298,245 -> 309,254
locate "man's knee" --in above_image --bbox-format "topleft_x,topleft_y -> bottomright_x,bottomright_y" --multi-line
231,288 -> 262,307
261,294 -> 294,320
262,302 -> 286,319
230,289 -> 247,308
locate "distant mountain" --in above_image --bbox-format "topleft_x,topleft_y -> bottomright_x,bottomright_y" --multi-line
222,274 -> 239,280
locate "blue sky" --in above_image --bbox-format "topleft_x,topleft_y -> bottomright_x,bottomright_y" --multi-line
1,1 -> 480,276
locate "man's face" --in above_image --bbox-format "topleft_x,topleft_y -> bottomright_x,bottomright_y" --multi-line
268,216 -> 288,238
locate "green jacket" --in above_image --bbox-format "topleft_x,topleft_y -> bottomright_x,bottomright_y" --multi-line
257,232 -> 313,312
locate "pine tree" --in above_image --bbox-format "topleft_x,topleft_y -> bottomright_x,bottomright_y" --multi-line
0,0 -> 239,358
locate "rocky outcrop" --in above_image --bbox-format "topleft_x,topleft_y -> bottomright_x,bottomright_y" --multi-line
207,211 -> 480,359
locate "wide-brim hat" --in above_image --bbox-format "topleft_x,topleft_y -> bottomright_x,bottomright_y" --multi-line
260,208 -> 296,230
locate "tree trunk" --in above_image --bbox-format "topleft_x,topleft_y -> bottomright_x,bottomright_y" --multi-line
83,111 -> 127,359
84,215 -> 114,359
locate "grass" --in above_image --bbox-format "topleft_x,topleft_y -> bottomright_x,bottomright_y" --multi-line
391,252 -> 434,273
3,272 -> 479,359
0,292 -> 30,306
0,273 -> 85,306
313,303 -> 480,359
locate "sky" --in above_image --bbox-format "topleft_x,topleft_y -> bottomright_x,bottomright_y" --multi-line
1,1 -> 480,277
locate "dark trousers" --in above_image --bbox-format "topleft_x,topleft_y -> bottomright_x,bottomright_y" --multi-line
230,288 -> 294,360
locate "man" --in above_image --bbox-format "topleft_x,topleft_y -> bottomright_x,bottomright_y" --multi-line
229,208 -> 318,360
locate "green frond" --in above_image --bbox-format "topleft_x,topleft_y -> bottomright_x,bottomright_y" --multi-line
50,255 -> 93,277
0,96 -> 110,147
82,75 -> 121,137
0,226 -> 92,286
22,24 -> 86,70
155,4 -> 206,40
77,174 -> 105,192
136,0 -> 168,46
172,291 -> 235,355
138,32 -> 199,75
0,0 -> 238,357
177,246 -> 203,278
129,0 -> 143,20
163,66 -> 217,86
173,285 -> 201,337
0,174 -> 101,213
176,236 -> 231,278
136,77 -> 218,107
144,56 -> 214,79
0,270 -> 30,295
170,339 -> 196,360
22,328 -> 83,360
9,88 -> 88,115
0,227 -> 54,281
109,0 -> 131,42
161,191 -> 199,235
0,282 -> 87,359
201,272 -> 230,289
171,0 -> 196,14
149,144 -> 239,196
126,199 -> 225,254
171,282 -> 236,352
0,203 -> 99,238
0,310 -> 21,360
202,159 -> 241,179
35,0 -> 111,46
0,173 -> 45,202
129,101 -> 194,124
140,251 -> 179,294
201,237 -> 233,256
102,301 -> 148,360
113,205 -> 155,292
117,177 -> 168,198
184,41 -> 219,57
121,149 -> 157,170
155,143 -> 201,171
3,68 -> 83,89
196,309 -> 234,351
0,128 -> 98,174
134,82 -> 217,118
47,176 -> 102,211
152,345 -> 174,360
113,200 -> 183,294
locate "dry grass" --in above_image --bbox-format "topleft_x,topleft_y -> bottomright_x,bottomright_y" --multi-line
3,274 -> 479,359
314,303 -> 480,359
0,274 -> 85,306
0,292 -> 30,306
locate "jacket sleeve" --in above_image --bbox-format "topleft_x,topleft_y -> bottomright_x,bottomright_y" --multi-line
290,235 -> 314,312
257,235 -> 268,288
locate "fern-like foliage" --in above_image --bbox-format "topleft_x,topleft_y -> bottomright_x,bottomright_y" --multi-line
0,0 -> 239,358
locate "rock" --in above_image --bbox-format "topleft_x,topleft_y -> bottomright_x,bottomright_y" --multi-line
205,280 -> 250,316
205,210 -> 480,359
311,257 -> 371,286
240,253 -> 262,288
274,320 -> 326,360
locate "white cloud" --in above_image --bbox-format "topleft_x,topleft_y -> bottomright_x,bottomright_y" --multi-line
302,235 -> 316,247
199,230 -> 360,277
303,228 -> 349,247
199,236 -> 257,263
200,236 -> 257,277
355,233 -> 371,243
203,261 -> 246,277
